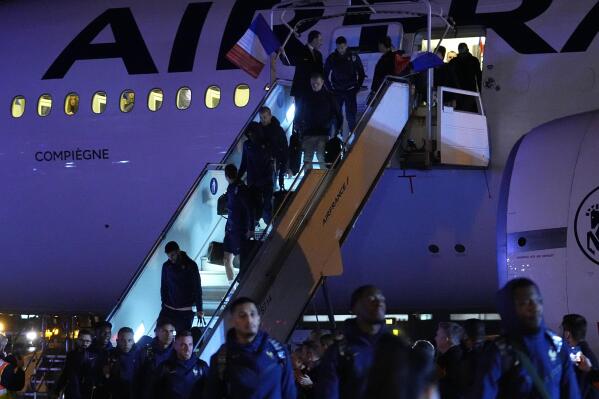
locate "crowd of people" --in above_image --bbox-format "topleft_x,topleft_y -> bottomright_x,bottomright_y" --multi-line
1,278 -> 590,398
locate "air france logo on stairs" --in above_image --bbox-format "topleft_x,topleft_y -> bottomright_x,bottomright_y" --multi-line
574,186 -> 599,265
322,176 -> 349,227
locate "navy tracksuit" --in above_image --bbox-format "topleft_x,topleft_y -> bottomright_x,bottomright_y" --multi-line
262,116 -> 289,190
155,354 -> 209,399
468,280 -> 581,399
314,319 -> 386,399
239,134 -> 274,225
324,50 -> 365,131
104,347 -> 138,399
204,329 -> 297,399
224,179 -> 255,280
160,252 -> 203,333
134,338 -> 174,399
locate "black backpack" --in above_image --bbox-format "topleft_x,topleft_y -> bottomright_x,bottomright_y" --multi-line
325,135 -> 343,165
217,193 -> 228,216
288,132 -> 302,175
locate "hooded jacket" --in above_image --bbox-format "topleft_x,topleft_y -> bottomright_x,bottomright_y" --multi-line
314,318 -> 387,399
161,252 -> 203,311
204,329 -> 296,399
469,279 -> 580,399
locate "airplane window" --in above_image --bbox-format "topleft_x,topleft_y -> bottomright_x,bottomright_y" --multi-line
92,91 -> 107,114
37,94 -> 52,117
148,88 -> 163,112
64,93 -> 79,116
120,90 -> 135,113
234,84 -> 250,107
11,96 -> 26,118
176,87 -> 192,110
205,86 -> 220,109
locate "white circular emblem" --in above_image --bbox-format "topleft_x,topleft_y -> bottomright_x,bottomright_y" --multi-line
574,186 -> 599,265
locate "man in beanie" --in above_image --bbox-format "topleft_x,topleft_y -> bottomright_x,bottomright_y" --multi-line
159,241 -> 203,332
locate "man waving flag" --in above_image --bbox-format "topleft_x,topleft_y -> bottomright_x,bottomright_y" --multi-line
226,14 -> 281,78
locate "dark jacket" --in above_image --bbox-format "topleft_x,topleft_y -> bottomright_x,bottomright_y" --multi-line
437,345 -> 464,399
296,88 -> 342,136
434,62 -> 459,89
314,319 -> 386,399
239,133 -> 274,187
105,347 -> 138,399
371,50 -> 395,94
324,50 -> 365,92
161,252 -> 203,312
54,348 -> 97,399
262,116 -> 288,165
204,329 -> 297,399
156,353 -> 209,399
458,341 -> 487,392
135,338 -> 174,399
291,44 -> 324,98
468,281 -> 580,399
572,341 -> 599,399
225,180 -> 254,235
448,52 -> 482,92
88,342 -> 113,396
0,357 -> 25,392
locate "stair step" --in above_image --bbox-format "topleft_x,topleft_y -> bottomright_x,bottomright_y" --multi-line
201,262 -> 226,272
31,378 -> 55,384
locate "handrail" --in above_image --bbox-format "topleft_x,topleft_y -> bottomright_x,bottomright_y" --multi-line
272,1 -> 451,46
194,77 -> 407,354
192,161 -> 316,353
437,85 -> 485,115
272,80 -> 402,252
107,80 -> 292,321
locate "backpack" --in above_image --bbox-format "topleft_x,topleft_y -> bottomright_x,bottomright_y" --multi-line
324,135 -> 343,165
288,132 -> 302,175
217,193 -> 228,216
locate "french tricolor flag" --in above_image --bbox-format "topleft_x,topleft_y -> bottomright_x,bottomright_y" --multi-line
226,14 -> 281,79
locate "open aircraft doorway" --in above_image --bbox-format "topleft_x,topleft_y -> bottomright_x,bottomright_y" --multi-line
420,36 -> 486,65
